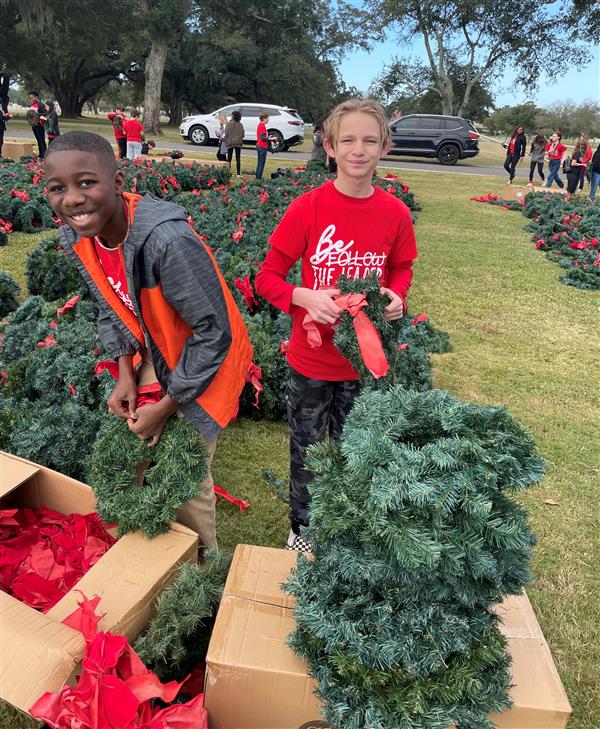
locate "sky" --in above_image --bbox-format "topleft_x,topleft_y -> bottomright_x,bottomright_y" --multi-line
339,38 -> 600,110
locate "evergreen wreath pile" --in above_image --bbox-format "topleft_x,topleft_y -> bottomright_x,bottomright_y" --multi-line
472,191 -> 600,290
134,550 -> 232,682
26,235 -> 83,300
285,386 -> 545,729
0,271 -> 20,318
86,416 -> 207,538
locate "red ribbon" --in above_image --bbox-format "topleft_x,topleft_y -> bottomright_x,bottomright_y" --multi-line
245,362 -> 263,407
29,594 -> 209,729
233,275 -> 258,311
94,364 -> 163,409
0,508 -> 116,612
214,484 -> 251,512
302,293 -> 389,379
57,295 -> 80,316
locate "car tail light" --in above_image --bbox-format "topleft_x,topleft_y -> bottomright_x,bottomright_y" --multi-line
287,120 -> 301,126
469,132 -> 479,139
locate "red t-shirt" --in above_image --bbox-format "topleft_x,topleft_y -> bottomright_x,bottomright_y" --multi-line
107,112 -> 127,139
255,180 -> 417,381
123,119 -> 144,143
509,135 -> 516,154
583,145 -> 592,165
545,141 -> 567,160
93,238 -> 135,312
256,122 -> 269,149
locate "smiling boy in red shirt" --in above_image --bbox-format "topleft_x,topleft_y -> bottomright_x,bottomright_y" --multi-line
255,98 -> 417,551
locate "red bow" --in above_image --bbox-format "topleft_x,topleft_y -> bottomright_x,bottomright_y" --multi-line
234,275 -> 258,311
29,595 -> 209,729
245,363 -> 263,407
94,364 -> 163,409
57,295 -> 80,316
302,293 -> 389,379
214,484 -> 251,512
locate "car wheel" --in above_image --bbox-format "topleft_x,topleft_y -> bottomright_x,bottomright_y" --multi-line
269,130 -> 285,153
437,143 -> 460,165
189,125 -> 209,146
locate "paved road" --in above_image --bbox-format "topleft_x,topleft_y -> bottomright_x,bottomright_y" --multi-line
9,129 -> 528,179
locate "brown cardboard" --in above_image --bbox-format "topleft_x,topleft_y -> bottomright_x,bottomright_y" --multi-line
0,139 -> 35,161
205,545 -> 572,729
0,451 -> 198,713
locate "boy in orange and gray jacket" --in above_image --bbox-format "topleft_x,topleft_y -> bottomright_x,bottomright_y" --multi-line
45,131 -> 253,548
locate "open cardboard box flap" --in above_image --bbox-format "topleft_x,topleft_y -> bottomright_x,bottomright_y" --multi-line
1,451 -> 199,714
0,452 -> 40,498
0,592 -> 86,712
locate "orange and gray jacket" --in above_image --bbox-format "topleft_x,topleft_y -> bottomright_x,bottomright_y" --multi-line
60,192 -> 253,441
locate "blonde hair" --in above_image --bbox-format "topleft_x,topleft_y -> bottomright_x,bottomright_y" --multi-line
217,114 -> 227,125
324,98 -> 390,150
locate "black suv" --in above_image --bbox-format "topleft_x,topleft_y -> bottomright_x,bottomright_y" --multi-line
387,114 -> 480,165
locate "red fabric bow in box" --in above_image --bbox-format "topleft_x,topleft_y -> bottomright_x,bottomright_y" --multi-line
0,507 -> 116,612
30,594 -> 209,729
302,293 -> 389,379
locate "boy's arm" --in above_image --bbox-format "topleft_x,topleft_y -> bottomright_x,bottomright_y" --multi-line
385,203 -> 418,306
254,247 -> 298,313
155,224 -> 233,405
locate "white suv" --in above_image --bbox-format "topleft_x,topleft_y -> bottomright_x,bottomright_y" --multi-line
180,103 -> 304,152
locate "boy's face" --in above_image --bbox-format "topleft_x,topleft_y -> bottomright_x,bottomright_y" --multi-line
324,111 -> 387,183
45,151 -> 125,239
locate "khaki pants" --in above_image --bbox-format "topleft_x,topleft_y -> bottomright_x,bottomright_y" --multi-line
136,358 -> 218,549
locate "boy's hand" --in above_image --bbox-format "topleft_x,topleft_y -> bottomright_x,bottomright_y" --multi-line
292,287 -> 341,324
108,378 -> 138,420
380,287 -> 404,321
128,396 -> 178,447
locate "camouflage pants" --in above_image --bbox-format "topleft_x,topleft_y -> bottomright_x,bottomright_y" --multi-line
286,368 -> 360,533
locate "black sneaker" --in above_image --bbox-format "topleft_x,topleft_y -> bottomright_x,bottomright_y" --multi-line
285,528 -> 312,552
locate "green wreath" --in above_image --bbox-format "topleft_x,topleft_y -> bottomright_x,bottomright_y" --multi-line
87,416 -> 207,538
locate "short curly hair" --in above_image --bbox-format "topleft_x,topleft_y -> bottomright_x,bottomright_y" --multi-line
324,98 -> 390,150
45,131 -> 117,172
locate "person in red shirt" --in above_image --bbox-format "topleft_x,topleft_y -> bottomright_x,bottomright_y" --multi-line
107,104 -> 129,159
255,111 -> 270,180
255,98 -> 417,552
545,130 -> 567,189
123,109 -> 144,161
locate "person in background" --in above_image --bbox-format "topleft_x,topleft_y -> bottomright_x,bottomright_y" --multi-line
224,110 -> 244,176
216,114 -> 227,162
27,91 -> 48,159
578,133 -> 592,191
255,111 -> 270,180
545,130 -> 567,189
502,125 -> 527,184
566,139 -> 588,194
107,104 -> 128,159
311,117 -> 327,166
123,109 -> 144,161
526,132 -> 546,186
141,139 -> 157,155
46,101 -> 60,143
587,143 -> 600,201
0,108 -> 12,157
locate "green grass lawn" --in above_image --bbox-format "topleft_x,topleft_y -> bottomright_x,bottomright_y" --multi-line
1,169 -> 599,728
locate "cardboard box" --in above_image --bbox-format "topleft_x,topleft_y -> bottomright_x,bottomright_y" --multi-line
205,545 -> 572,729
0,451 -> 199,713
1,139 -> 35,161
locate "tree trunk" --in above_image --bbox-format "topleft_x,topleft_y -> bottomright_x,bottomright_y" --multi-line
168,75 -> 184,126
143,36 -> 168,135
55,88 -> 85,117
0,75 -> 9,112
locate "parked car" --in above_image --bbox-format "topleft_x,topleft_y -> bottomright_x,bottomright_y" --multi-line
387,114 -> 480,165
180,103 -> 304,152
